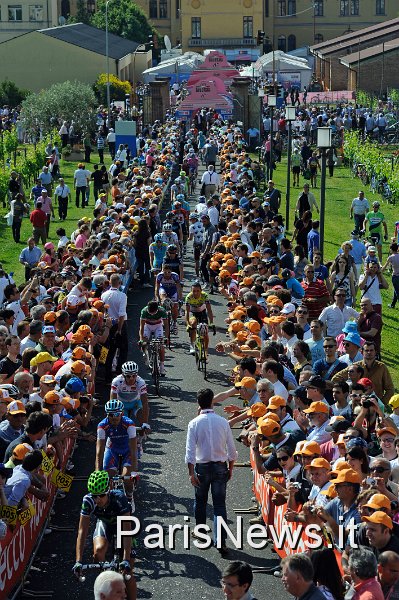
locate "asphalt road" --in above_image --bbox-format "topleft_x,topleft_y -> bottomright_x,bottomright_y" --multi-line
19,195 -> 290,600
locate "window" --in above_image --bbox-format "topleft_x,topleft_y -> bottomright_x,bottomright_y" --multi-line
277,0 -> 286,16
288,34 -> 296,50
8,5 -> 22,20
191,16 -> 201,38
340,0 -> 348,15
376,0 -> 385,14
278,35 -> 286,51
287,0 -> 296,15
159,0 -> 167,17
351,0 -> 359,15
149,0 -> 157,18
314,0 -> 323,16
243,16 -> 253,38
29,4 -> 43,20
314,33 -> 323,43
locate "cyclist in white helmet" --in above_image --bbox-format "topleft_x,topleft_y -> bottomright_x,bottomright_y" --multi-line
110,362 -> 149,428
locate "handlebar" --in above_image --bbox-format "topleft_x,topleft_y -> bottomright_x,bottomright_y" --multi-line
111,473 -> 140,481
77,562 -> 131,582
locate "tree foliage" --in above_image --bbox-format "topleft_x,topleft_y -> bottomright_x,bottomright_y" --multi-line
90,0 -> 155,43
0,79 -> 29,106
67,0 -> 91,24
94,74 -> 131,103
20,80 -> 97,137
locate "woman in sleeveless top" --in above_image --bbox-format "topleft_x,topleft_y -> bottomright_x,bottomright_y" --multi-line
330,255 -> 356,307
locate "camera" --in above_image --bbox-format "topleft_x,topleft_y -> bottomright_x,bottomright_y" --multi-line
362,399 -> 373,409
291,482 -> 302,490
365,477 -> 377,486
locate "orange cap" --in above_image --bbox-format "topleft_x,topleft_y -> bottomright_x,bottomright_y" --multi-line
257,418 -> 281,437
362,511 -> 393,529
268,395 -> 287,410
303,401 -> 329,415
304,457 -> 331,470
247,403 -> 267,418
235,377 -> 257,389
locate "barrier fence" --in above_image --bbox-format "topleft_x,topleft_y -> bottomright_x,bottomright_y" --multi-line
0,438 -> 74,599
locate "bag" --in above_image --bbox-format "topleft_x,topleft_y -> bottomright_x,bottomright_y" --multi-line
302,168 -> 311,180
5,212 -> 12,227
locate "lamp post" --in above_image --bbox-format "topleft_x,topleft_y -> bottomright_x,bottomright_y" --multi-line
258,88 -> 265,162
268,94 -> 276,180
105,0 -> 111,123
285,105 -> 296,230
317,126 -> 332,259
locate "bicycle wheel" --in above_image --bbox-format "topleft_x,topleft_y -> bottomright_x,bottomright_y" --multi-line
167,312 -> 171,349
200,342 -> 207,380
152,346 -> 161,396
195,341 -> 201,370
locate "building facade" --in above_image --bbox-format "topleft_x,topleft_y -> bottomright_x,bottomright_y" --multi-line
136,0 -> 398,54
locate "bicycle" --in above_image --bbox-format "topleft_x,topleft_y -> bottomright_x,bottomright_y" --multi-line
77,538 -> 132,583
148,337 -> 163,396
161,297 -> 174,348
112,472 -> 140,514
195,323 -> 208,380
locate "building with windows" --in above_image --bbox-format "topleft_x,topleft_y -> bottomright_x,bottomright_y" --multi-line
265,0 -> 397,51
134,0 -> 181,45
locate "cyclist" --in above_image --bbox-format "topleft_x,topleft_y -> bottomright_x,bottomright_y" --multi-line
188,213 -> 204,278
163,212 -> 183,250
149,234 -> 168,276
110,362 -> 149,428
364,200 -> 389,262
139,299 -> 168,376
172,201 -> 189,253
73,471 -> 137,600
96,399 -> 138,499
163,243 -> 184,281
161,223 -> 179,248
155,264 -> 182,334
185,281 -> 214,356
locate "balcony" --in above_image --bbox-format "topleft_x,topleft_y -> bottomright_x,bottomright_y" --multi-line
188,37 -> 257,47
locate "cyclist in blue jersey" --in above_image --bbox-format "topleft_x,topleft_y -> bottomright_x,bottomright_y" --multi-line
96,399 -> 138,498
110,361 -> 149,426
149,234 -> 168,275
155,263 -> 182,330
73,471 -> 137,599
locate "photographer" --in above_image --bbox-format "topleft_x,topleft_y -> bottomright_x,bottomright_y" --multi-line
359,263 -> 389,315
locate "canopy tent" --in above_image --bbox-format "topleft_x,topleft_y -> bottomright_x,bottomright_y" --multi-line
243,50 -> 312,89
142,52 -> 204,83
187,51 -> 240,87
176,77 -> 233,120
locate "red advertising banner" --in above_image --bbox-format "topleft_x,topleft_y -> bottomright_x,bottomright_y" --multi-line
0,438 -> 74,598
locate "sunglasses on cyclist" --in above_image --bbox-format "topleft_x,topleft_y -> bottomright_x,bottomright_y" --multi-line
108,412 -> 122,417
92,492 -> 108,499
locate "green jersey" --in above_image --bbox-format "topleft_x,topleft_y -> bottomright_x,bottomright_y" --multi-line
366,210 -> 385,236
140,306 -> 167,324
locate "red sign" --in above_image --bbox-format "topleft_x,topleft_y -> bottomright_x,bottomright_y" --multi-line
0,438 -> 74,598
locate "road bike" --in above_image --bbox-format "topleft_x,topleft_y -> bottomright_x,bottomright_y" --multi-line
161,297 -> 174,348
195,323 -> 208,380
148,337 -> 163,396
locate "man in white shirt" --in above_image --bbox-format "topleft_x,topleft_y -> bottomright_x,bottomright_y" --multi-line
101,273 -> 128,381
207,198 -> 219,227
318,288 -> 359,338
303,401 -> 331,445
201,165 -> 220,200
54,178 -> 71,221
350,191 -> 369,233
185,388 -> 237,555
73,163 -> 91,209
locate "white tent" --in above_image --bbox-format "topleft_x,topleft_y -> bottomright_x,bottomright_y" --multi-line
142,52 -> 205,82
251,50 -> 312,88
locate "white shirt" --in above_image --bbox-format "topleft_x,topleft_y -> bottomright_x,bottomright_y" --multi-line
273,380 -> 289,401
207,205 -> 219,227
20,336 -> 37,354
101,287 -> 127,321
359,274 -> 382,305
201,170 -> 220,186
6,300 -> 26,334
318,303 -> 359,337
307,419 -> 331,445
55,184 -> 70,198
185,409 -> 238,465
74,168 -> 91,187
57,235 -> 69,249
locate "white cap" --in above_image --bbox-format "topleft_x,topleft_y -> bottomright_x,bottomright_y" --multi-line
281,302 -> 296,315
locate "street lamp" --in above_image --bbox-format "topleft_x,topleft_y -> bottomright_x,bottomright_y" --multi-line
285,105 -> 296,230
267,94 -> 276,180
105,0 -> 112,124
317,126 -> 332,258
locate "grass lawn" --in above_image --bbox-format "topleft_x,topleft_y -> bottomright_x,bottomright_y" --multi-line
0,148 -> 398,389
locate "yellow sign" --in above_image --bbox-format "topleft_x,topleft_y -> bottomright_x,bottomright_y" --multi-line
18,501 -> 35,526
0,504 -> 18,525
51,468 -> 73,492
99,345 -> 109,365
41,450 -> 54,476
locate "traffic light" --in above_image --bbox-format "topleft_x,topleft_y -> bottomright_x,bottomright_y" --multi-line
277,84 -> 285,98
265,84 -> 274,96
257,30 -> 265,45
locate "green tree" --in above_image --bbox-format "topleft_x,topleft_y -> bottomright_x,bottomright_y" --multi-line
20,80 -> 97,137
67,0 -> 91,24
90,0 -> 156,43
0,79 -> 29,106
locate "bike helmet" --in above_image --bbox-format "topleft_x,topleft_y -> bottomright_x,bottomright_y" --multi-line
0,384 -> 20,399
163,223 -> 172,231
166,211 -> 174,219
189,213 -> 198,220
105,399 -> 124,413
197,323 -> 208,336
87,471 -> 109,495
121,361 -> 138,375
167,244 -> 178,252
176,194 -> 185,201
154,233 -> 163,242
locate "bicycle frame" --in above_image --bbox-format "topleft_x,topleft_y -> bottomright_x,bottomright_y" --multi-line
149,338 -> 162,396
195,331 -> 207,380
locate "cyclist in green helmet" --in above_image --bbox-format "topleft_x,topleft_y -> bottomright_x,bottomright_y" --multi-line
73,470 -> 137,598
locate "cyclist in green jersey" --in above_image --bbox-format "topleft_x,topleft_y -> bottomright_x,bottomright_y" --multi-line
139,300 -> 168,374
364,201 -> 388,262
